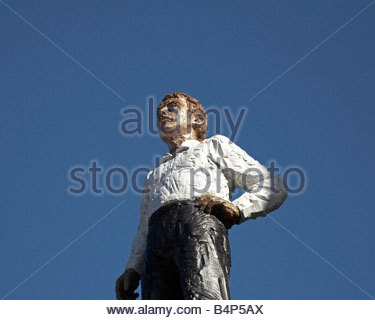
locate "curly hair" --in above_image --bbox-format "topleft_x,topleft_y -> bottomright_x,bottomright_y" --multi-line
157,92 -> 208,141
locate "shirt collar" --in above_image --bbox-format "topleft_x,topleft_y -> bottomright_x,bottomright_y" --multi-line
160,139 -> 200,164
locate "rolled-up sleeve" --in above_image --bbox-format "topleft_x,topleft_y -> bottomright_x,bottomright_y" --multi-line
208,135 -> 287,222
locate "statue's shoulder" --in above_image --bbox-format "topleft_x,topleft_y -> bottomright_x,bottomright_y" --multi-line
205,134 -> 232,145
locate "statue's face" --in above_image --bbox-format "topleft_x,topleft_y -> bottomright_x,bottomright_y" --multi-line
157,97 -> 198,143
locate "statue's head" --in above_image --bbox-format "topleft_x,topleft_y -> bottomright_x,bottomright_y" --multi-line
157,93 -> 208,148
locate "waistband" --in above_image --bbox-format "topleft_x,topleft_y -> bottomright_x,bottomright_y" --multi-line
148,199 -> 196,226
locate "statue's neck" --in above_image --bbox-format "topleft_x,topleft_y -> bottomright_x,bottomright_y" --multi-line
167,135 -> 196,155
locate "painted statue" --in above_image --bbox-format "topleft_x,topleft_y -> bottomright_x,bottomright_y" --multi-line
116,92 -> 287,299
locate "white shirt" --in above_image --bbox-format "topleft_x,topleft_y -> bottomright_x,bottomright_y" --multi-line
126,135 -> 287,275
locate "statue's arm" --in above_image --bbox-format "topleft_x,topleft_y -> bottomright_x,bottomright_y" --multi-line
208,135 -> 288,222
116,188 -> 150,299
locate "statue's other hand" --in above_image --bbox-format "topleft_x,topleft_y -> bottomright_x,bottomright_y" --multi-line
115,268 -> 140,300
194,193 -> 240,229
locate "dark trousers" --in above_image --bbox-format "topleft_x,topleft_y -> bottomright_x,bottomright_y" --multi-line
141,200 -> 231,300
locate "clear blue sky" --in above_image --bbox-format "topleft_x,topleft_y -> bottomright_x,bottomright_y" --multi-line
1,0 -> 374,299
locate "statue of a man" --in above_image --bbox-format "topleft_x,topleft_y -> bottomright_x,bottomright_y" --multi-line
116,92 -> 287,299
